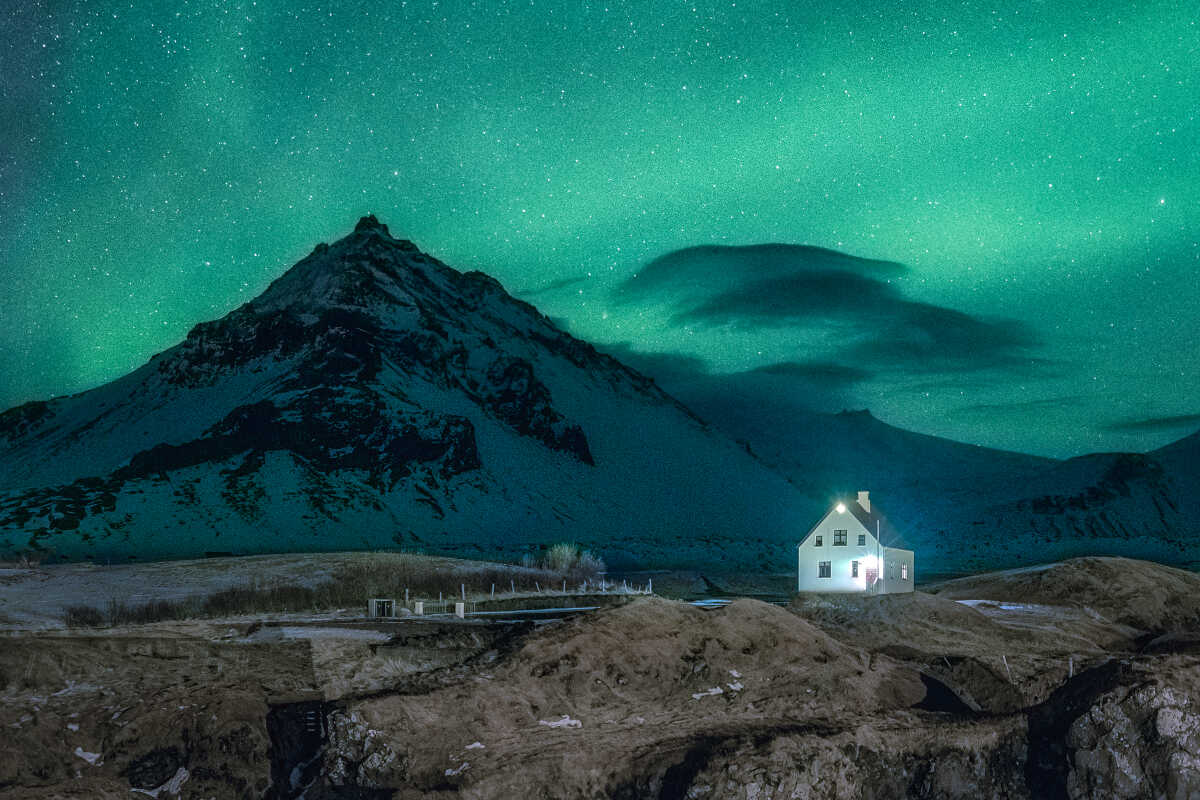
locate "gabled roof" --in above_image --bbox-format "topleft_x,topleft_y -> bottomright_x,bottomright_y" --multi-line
798,496 -> 910,550
844,499 -> 909,550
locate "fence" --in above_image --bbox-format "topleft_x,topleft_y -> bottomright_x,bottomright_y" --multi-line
365,577 -> 653,619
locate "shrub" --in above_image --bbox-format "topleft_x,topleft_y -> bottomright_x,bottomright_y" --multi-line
545,543 -> 580,573
540,543 -> 605,581
576,550 -> 606,580
63,605 -> 105,627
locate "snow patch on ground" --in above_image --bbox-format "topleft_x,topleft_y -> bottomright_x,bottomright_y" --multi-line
539,715 -> 581,729
73,746 -> 101,765
130,766 -> 190,797
956,599 -> 1067,613
272,626 -> 392,642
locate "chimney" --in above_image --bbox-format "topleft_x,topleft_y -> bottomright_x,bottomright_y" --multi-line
856,490 -> 870,514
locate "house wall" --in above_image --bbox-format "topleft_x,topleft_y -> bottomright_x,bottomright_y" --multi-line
878,547 -> 915,594
796,510 -> 885,593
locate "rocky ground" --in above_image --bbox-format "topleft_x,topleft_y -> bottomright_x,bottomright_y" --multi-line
1,556 -> 1199,798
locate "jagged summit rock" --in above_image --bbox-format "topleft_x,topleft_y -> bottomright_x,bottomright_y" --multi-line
0,217 -> 806,568
353,213 -> 390,235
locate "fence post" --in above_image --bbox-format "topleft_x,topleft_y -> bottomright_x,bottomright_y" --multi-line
461,583 -> 466,602
648,578 -> 652,594
405,588 -> 409,606
562,580 -> 566,594
511,579 -> 515,594
491,583 -> 495,599
535,582 -> 540,593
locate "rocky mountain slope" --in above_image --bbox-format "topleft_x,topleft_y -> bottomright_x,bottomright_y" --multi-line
0,216 -> 806,570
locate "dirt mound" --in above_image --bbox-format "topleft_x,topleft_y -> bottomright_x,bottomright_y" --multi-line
323,596 -> 926,794
499,596 -> 923,712
788,588 -> 1160,713
928,557 -> 1200,633
792,589 -> 1135,656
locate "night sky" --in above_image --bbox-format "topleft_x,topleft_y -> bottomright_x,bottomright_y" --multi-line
1,0 -> 1196,458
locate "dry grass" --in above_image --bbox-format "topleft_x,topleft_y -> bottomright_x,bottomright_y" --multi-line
59,549 -> 607,628
0,552 -> 43,569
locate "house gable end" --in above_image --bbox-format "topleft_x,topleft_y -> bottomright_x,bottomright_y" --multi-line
798,505 -> 876,549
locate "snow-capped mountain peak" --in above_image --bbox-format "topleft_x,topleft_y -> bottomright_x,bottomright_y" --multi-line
0,217 -> 807,569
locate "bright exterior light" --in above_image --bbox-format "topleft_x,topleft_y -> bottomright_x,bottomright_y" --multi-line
836,502 -> 846,513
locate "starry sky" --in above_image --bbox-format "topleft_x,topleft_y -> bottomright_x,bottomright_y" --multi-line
1,0 -> 1196,458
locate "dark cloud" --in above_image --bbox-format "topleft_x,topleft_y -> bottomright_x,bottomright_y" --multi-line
600,343 -> 869,393
615,243 -> 1040,374
748,360 -> 872,384
598,343 -> 868,420
838,302 -> 1039,369
671,271 -> 896,326
1102,413 -> 1200,434
948,395 -> 1086,420
616,244 -> 904,306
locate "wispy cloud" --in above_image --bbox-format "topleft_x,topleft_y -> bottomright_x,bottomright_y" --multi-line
615,243 -> 1040,374
599,343 -> 869,419
617,243 -> 903,307
747,360 -> 872,384
1102,413 -> 1200,433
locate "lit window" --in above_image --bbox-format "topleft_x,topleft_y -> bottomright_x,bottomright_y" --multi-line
851,560 -> 859,578
857,534 -> 866,546
815,535 -> 823,547
902,564 -> 909,580
818,561 -> 831,578
833,529 -> 847,546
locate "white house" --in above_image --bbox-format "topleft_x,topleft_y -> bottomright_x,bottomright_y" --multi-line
796,491 -> 914,594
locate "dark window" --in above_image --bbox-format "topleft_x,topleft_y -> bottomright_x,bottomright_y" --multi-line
857,534 -> 866,546
818,561 -> 831,578
851,560 -> 859,578
814,535 -> 823,547
833,529 -> 848,546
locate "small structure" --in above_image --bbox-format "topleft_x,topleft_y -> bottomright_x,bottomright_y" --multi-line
367,598 -> 397,618
796,491 -> 914,594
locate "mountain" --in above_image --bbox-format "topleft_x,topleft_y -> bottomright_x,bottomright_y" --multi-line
0,216 -> 808,570
644,364 -> 1200,577
4,216 -> 1198,577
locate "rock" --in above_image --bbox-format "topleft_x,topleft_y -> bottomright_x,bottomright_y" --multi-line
1066,679 -> 1200,800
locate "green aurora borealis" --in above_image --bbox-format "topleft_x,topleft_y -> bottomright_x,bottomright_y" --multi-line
1,0 -> 1197,457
